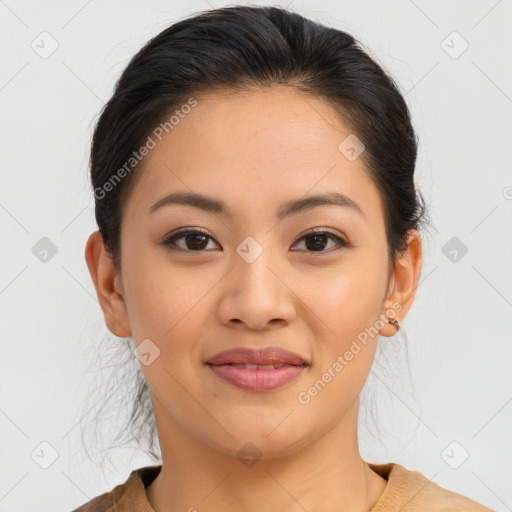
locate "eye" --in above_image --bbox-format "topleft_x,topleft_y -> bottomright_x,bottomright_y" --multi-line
291,229 -> 350,253
162,228 -> 220,252
162,228 -> 350,254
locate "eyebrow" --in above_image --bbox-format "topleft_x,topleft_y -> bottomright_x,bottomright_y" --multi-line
148,190 -> 364,220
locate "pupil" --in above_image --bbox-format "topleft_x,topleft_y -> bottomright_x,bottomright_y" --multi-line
306,234 -> 327,251
187,234 -> 208,250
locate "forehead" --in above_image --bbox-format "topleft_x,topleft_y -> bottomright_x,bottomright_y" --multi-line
122,86 -> 385,227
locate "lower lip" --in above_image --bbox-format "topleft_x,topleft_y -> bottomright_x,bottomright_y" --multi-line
208,364 -> 306,391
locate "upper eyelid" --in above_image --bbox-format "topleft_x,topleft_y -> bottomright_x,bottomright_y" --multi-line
165,227 -> 344,240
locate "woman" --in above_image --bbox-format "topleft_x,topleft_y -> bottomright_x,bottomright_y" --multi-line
73,5 -> 492,511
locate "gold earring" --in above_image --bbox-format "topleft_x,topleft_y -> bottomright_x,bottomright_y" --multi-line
388,317 -> 400,331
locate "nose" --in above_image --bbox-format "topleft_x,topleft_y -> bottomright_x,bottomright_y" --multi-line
216,248 -> 297,331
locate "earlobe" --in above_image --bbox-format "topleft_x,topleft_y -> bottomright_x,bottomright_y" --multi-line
84,231 -> 132,338
379,229 -> 423,337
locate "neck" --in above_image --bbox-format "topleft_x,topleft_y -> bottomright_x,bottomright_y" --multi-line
146,400 -> 388,512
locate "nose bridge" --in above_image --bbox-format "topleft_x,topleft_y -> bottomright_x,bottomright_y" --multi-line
233,234 -> 279,297
219,234 -> 294,328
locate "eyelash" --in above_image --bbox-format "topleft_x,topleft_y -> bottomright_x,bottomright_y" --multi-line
161,228 -> 351,254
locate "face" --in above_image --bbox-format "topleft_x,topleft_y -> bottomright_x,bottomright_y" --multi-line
89,85 -> 419,460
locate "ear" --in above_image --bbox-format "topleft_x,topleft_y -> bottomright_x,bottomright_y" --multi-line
379,229 -> 423,337
84,231 -> 132,338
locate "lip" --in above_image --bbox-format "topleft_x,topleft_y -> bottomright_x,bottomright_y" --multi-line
207,346 -> 310,366
206,347 -> 310,392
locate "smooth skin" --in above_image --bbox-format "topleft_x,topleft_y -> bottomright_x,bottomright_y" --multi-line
85,85 -> 422,512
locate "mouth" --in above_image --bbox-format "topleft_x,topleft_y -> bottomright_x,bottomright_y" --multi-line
206,346 -> 310,391
216,363 -> 307,369
206,346 -> 310,366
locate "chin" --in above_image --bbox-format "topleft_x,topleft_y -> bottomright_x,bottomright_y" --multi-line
200,421 -> 314,462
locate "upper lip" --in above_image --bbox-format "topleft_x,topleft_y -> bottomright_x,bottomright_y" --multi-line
206,346 -> 310,366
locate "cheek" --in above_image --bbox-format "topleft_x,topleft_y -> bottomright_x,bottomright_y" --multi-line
122,253 -> 220,396
298,252 -> 389,387
122,248 -> 208,340
306,256 -> 388,333
294,266 -> 387,419
122,261 -> 209,403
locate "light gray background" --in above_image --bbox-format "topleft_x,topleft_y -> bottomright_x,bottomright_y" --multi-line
1,1 -> 511,511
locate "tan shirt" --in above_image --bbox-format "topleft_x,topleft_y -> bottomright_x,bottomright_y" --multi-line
71,462 -> 494,511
